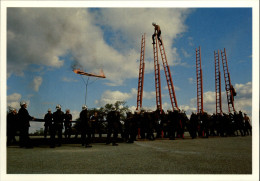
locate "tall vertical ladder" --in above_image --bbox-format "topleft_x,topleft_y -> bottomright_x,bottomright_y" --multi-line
215,50 -> 222,114
196,46 -> 204,114
153,35 -> 162,112
136,34 -> 146,110
221,48 -> 235,113
158,37 -> 179,110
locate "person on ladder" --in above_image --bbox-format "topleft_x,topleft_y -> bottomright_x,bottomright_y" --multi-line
152,22 -> 162,45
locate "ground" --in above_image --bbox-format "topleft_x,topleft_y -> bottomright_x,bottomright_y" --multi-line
6,134 -> 252,175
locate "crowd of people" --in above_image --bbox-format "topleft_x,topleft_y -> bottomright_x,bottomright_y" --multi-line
7,101 -> 252,149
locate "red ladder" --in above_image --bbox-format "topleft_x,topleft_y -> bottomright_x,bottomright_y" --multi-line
136,34 -> 146,110
153,35 -> 162,112
158,37 -> 179,110
214,50 -> 222,114
196,46 -> 203,114
221,48 -> 235,113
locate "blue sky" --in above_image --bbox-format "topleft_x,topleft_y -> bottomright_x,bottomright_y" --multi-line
6,7 -> 253,132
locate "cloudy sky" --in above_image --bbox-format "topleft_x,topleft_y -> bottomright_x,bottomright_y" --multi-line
5,7 -> 254,132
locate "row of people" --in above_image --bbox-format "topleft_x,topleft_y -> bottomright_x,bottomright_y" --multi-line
7,102 -> 252,148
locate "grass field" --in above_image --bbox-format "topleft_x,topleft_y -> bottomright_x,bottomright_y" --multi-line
6,134 -> 252,175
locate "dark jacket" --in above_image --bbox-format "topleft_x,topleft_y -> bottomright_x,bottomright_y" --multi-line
53,110 -> 64,129
18,107 -> 33,128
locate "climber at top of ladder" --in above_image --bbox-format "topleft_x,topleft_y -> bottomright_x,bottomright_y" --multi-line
152,22 -> 162,45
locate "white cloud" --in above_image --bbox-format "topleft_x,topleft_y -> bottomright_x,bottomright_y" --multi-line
7,93 -> 22,110
188,77 -> 195,84
181,48 -> 191,58
70,110 -> 80,121
95,88 -> 157,107
185,82 -> 252,117
188,36 -> 194,46
7,8 -> 191,85
95,89 -> 134,106
32,76 -> 43,92
143,90 -> 156,100
62,77 -> 79,82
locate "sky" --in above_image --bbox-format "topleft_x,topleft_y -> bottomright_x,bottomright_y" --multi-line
5,7 -> 254,133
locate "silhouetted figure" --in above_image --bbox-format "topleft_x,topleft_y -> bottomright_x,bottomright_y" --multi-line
44,109 -> 53,139
51,104 -> 64,147
152,22 -> 162,45
7,107 -> 18,146
80,105 -> 92,148
18,101 -> 34,148
64,109 -> 72,139
244,113 -> 252,135
106,106 -> 120,146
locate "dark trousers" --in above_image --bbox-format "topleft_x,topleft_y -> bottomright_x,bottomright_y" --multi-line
152,30 -> 162,44
106,124 -> 118,144
50,125 -> 63,147
7,128 -> 17,145
19,126 -> 32,147
44,125 -> 50,138
81,128 -> 92,146
64,126 -> 72,139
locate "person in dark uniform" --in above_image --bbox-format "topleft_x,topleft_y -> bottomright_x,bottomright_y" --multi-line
133,110 -> 140,140
80,105 -> 92,148
18,101 -> 34,148
125,111 -> 136,143
201,112 -> 209,138
189,112 -> 198,139
44,109 -> 52,139
152,22 -> 162,45
52,104 -> 64,147
106,106 -> 120,146
244,113 -> 252,135
155,109 -> 162,138
90,111 -> 99,139
64,109 -> 72,139
140,108 -> 146,139
146,110 -> 155,140
7,107 -> 18,146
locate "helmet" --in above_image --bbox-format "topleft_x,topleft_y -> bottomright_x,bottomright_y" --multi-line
20,101 -> 26,106
66,109 -> 70,113
111,106 -> 116,111
56,104 -> 61,110
9,107 -> 15,112
152,22 -> 156,26
82,105 -> 87,110
48,108 -> 51,112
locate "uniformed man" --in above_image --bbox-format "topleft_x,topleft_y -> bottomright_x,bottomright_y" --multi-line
80,105 -> 92,148
18,101 -> 34,148
146,110 -> 155,140
106,106 -> 120,146
64,109 -> 72,139
52,104 -> 64,147
152,22 -> 162,45
189,112 -> 198,139
244,113 -> 252,135
7,107 -> 18,146
44,109 -> 52,139
90,111 -> 99,138
125,111 -> 135,143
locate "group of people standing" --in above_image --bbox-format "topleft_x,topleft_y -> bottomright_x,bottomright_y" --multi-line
44,104 -> 122,148
7,101 -> 34,148
7,101 -> 252,149
7,102 -> 122,148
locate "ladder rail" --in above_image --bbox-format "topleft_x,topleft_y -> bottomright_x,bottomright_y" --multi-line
136,34 -> 146,110
196,46 -> 203,114
221,48 -> 235,113
158,36 -> 179,110
153,36 -> 162,112
215,50 -> 222,114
